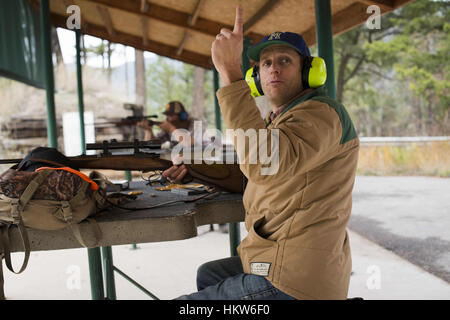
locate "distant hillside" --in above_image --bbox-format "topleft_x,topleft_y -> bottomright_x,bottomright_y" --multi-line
65,55 -> 165,102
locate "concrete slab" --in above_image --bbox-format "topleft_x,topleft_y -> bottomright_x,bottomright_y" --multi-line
349,176 -> 450,283
2,225 -> 449,300
347,230 -> 450,300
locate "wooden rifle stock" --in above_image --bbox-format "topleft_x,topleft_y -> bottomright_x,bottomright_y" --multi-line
4,154 -> 245,194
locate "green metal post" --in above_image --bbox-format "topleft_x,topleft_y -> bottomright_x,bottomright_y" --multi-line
101,246 -> 117,300
241,37 -> 253,75
87,247 -> 105,300
75,29 -> 107,301
213,67 -> 222,132
125,171 -> 137,249
315,0 -> 337,99
75,29 -> 86,154
39,0 -> 57,148
211,67 -> 221,232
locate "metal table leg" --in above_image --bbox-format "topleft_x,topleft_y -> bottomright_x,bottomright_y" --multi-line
229,222 -> 241,257
87,247 -> 104,300
101,246 -> 117,300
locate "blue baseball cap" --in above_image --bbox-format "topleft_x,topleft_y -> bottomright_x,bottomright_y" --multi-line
247,32 -> 311,61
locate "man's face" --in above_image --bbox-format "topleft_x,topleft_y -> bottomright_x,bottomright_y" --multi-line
259,45 -> 303,107
166,114 -> 179,123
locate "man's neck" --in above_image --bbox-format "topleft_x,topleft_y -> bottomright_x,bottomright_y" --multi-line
269,88 -> 314,117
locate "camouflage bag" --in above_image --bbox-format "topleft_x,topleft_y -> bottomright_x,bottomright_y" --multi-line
0,148 -> 107,278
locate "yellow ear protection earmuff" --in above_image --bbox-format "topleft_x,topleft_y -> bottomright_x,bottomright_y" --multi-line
245,66 -> 263,98
302,56 -> 327,89
245,56 -> 327,98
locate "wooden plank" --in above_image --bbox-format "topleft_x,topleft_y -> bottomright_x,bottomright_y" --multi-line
289,0 -> 407,50
176,31 -> 190,56
332,2 -> 386,37
96,5 -> 116,36
243,0 -> 279,35
358,0 -> 394,12
187,0 -> 205,27
81,0 -> 265,44
140,0 -> 149,13
177,0 -> 205,57
50,13 -> 213,69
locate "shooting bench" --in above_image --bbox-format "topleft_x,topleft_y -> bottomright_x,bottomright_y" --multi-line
0,181 -> 245,300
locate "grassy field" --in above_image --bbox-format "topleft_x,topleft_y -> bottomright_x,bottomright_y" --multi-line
357,141 -> 450,177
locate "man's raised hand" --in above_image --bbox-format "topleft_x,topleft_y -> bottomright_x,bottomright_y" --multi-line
211,5 -> 244,86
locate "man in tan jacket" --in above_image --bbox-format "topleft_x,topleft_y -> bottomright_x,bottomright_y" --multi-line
169,6 -> 360,300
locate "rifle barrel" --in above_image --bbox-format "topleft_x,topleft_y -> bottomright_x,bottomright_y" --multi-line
90,115 -> 161,127
70,155 -> 173,171
0,158 -> 22,165
0,155 -> 172,171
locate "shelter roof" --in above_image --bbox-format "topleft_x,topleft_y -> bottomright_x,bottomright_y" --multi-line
30,0 -> 413,68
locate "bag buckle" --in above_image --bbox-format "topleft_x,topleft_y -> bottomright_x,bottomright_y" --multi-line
10,199 -> 22,224
61,201 -> 73,223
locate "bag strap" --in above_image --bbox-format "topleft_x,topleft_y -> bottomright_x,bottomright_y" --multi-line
18,170 -> 53,208
0,222 -> 30,274
0,251 -> 5,300
0,170 -> 52,275
67,218 -> 102,248
61,200 -> 102,248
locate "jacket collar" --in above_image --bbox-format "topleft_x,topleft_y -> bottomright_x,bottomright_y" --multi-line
264,87 -> 325,127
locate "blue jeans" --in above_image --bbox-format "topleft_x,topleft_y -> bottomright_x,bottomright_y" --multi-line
175,256 -> 295,300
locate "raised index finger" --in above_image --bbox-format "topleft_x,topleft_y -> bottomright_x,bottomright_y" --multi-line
233,5 -> 243,34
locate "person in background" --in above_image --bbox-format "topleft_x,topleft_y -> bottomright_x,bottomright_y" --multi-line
138,101 -> 198,147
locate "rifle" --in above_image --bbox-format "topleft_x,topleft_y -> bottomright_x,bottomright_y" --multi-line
0,140 -> 245,194
94,115 -> 162,128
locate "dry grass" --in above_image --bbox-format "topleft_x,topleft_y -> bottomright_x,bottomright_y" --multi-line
357,141 -> 450,177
